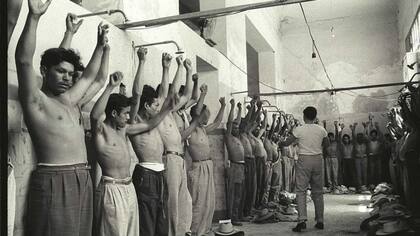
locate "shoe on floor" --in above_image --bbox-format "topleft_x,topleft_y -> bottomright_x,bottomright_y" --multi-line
292,222 -> 306,232
315,222 -> 324,229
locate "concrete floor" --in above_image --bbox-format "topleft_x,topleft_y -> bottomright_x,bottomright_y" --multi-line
212,194 -> 372,236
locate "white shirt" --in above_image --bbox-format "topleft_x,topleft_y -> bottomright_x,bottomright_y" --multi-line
293,124 -> 328,155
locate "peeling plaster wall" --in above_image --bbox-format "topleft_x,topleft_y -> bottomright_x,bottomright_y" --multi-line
278,0 -> 401,121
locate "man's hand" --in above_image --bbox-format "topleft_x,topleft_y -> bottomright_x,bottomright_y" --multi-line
257,100 -> 263,109
109,71 -> 123,87
219,97 -> 226,106
65,13 -> 83,34
237,102 -> 242,109
340,123 -> 345,130
28,0 -> 52,16
374,122 -> 380,129
137,47 -> 147,61
322,120 -> 327,125
272,113 -> 277,120
192,73 -> 199,82
349,124 -> 354,130
334,121 -> 338,126
353,122 -> 358,127
230,98 -> 235,106
362,122 -> 368,128
200,84 -> 208,94
97,22 -> 109,47
184,58 -> 192,72
162,53 -> 172,68
176,55 -> 183,66
263,109 -> 267,116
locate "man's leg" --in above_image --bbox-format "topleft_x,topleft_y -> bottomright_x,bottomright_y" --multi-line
324,158 -> 333,189
331,158 -> 339,188
255,157 -> 264,207
178,159 -> 193,234
262,162 -> 272,204
361,158 -> 368,187
127,183 -> 140,236
165,155 -> 183,236
354,158 -> 362,190
8,163 -> 15,236
309,157 -> 325,224
250,158 -> 257,210
295,156 -> 312,223
243,158 -> 253,216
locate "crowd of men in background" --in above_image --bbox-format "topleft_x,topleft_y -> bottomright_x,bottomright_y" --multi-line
8,0 -> 420,236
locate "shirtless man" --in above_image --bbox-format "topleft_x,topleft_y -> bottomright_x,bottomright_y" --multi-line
366,118 -> 384,188
90,71 -> 175,235
181,89 -> 226,236
128,49 -> 179,235
157,55 -> 194,236
15,0 -> 110,234
351,123 -> 369,192
263,114 -> 276,203
268,116 -> 282,202
7,0 -> 23,45
323,121 -> 340,193
173,73 -> 199,133
225,99 -> 245,226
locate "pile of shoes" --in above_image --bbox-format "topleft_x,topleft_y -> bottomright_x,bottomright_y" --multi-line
360,183 -> 415,235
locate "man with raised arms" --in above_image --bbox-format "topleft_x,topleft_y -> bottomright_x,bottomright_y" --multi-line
157,55 -> 194,236
15,0 -> 110,234
181,84 -> 226,236
225,99 -> 245,226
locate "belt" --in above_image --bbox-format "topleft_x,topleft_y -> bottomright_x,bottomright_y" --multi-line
192,158 -> 212,162
231,161 -> 245,165
164,151 -> 185,158
135,165 -> 165,175
101,176 -> 132,185
245,156 -> 255,159
37,163 -> 91,171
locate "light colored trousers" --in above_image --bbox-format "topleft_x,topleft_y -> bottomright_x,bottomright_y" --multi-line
188,160 -> 215,236
165,154 -> 193,236
325,157 -> 339,188
354,158 -> 368,188
8,164 -> 15,236
94,176 -> 139,236
295,155 -> 324,223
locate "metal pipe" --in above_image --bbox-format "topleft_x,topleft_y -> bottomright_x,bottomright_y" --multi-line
116,0 -> 315,29
77,9 -> 128,23
231,90 -> 248,95
133,40 -> 184,54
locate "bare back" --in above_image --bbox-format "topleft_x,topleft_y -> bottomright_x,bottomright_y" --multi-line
188,126 -> 210,161
93,124 -> 131,179
23,94 -> 87,164
225,134 -> 245,162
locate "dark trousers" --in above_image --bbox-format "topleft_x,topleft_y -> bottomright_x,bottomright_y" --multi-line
342,158 -> 355,187
25,164 -> 93,236
227,163 -> 245,221
255,156 -> 266,208
133,165 -> 168,236
368,154 -> 382,186
242,157 -> 256,216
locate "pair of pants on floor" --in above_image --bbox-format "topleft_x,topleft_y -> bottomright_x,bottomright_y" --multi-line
354,157 -> 368,188
296,155 -> 324,223
368,154 -> 382,186
188,160 -> 215,236
133,165 -> 167,236
227,162 -> 245,221
269,160 -> 282,202
242,157 -> 257,216
342,158 -> 355,187
255,156 -> 266,207
94,176 -> 139,236
165,154 -> 192,236
325,157 -> 339,188
8,163 -> 15,236
25,163 -> 93,236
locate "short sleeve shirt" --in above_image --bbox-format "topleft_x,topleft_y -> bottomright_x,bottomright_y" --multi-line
293,124 -> 328,155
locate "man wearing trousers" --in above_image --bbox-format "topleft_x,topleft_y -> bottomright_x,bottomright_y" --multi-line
280,106 -> 329,232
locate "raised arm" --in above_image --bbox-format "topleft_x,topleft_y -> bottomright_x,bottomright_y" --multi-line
226,99 -> 235,134
90,72 -> 123,130
257,110 -> 268,138
59,13 -> 83,49
338,123 -> 344,142
192,84 -> 207,117
64,23 -> 108,105
182,119 -> 199,140
350,123 -> 357,145
234,102 -> 242,124
374,122 -> 384,141
15,0 -> 52,105
128,47 -> 147,124
246,99 -> 262,132
169,56 -> 183,96
334,121 -> 339,142
7,0 -> 23,46
184,73 -> 199,109
157,53 -> 172,99
268,114 -> 277,140
172,59 -> 193,111
78,44 -> 110,107
206,97 -> 226,133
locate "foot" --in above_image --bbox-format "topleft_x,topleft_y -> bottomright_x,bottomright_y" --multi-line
315,222 -> 324,229
232,221 -> 243,226
292,222 -> 306,232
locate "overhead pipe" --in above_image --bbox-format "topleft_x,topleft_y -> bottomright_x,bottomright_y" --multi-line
77,9 -> 129,23
132,40 -> 184,54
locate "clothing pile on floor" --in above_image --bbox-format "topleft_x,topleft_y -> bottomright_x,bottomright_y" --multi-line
360,183 -> 418,235
251,203 -> 298,224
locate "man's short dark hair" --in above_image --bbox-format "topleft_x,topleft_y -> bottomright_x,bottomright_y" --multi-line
328,132 -> 334,137
343,134 -> 350,140
303,106 -> 317,121
41,48 -> 84,72
370,130 -> 378,136
179,85 -> 185,95
190,104 -> 207,118
140,85 -> 158,110
120,83 -> 126,88
105,94 -> 133,118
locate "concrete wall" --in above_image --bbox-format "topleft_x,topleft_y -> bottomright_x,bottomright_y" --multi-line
8,0 -> 286,234
397,0 -> 420,59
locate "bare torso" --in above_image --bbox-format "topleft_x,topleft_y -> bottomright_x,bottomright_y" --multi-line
23,94 -> 87,164
271,141 -> 279,162
158,112 -> 183,153
354,142 -> 367,158
326,141 -> 338,157
225,134 -> 245,162
368,140 -> 381,155
129,115 -> 164,164
264,139 -> 273,161
188,126 -> 211,161
93,124 -> 131,179
239,133 -> 253,158
253,136 -> 267,158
